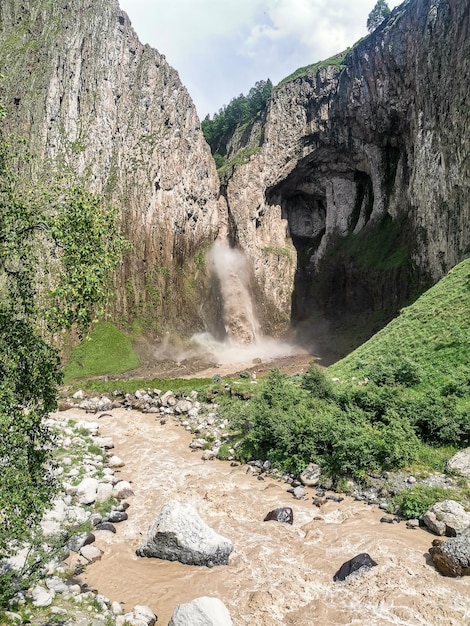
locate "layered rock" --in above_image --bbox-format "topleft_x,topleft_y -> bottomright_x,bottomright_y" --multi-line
0,0 -> 220,333
224,0 -> 470,335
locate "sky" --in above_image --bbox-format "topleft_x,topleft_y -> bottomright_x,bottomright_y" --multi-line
118,0 -> 403,120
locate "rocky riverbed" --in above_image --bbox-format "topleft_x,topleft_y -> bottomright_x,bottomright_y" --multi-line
4,389 -> 470,625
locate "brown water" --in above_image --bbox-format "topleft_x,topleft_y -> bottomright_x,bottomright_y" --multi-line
68,408 -> 470,625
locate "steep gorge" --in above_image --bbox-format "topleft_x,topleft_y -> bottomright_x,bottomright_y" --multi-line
223,0 -> 469,345
0,0 -> 468,354
0,0 -> 221,335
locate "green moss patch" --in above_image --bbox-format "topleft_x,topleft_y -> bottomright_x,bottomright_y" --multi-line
63,322 -> 140,382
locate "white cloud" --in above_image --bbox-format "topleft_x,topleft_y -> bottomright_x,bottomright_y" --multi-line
118,0 -> 405,118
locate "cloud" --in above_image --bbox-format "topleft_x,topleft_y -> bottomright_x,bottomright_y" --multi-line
118,0 -> 405,118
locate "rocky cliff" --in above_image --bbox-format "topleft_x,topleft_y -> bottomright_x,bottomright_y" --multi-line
0,0 -> 468,350
0,0 -> 221,335
224,0 -> 469,341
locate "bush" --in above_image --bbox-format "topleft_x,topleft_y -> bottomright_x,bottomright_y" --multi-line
395,485 -> 458,519
301,362 -> 335,399
366,356 -> 423,387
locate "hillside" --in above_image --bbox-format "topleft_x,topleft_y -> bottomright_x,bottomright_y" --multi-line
329,257 -> 470,391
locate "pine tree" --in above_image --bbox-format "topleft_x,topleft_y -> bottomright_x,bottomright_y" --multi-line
367,0 -> 391,32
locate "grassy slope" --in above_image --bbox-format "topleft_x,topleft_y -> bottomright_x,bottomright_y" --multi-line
63,321 -> 140,383
328,258 -> 470,390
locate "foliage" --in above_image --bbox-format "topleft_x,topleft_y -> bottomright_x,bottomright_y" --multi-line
329,258 -> 470,390
64,321 -> 140,382
46,186 -> 129,337
0,109 -> 128,601
276,50 -> 348,88
226,369 -> 421,477
201,79 -> 272,155
367,0 -> 391,33
365,355 -> 424,387
394,485 -> 462,519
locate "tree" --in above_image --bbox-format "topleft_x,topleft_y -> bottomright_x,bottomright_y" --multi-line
367,0 -> 391,32
0,106 -> 127,601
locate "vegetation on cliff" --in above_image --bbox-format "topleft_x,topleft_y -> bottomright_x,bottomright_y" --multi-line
217,259 -> 470,479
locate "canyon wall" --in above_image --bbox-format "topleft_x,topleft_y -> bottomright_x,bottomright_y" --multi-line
0,0 -> 468,345
224,0 -> 469,336
0,0 -> 221,335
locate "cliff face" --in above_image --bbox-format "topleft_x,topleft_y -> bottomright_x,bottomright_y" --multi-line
0,0 -> 221,334
225,0 -> 470,336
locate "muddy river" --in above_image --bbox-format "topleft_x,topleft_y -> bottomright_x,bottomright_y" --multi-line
70,408 -> 470,625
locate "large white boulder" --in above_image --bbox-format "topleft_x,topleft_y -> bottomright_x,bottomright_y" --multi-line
168,597 -> 233,626
136,501 -> 233,566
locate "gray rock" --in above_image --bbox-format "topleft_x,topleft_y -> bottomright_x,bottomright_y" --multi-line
423,500 -> 470,536
299,463 -> 321,487
293,486 -> 306,499
80,544 -> 102,563
113,480 -> 134,499
168,596 -> 233,626
429,530 -> 470,577
136,501 -> 233,566
175,399 -> 193,414
447,448 -> 470,479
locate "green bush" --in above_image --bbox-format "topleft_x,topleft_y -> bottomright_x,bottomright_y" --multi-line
301,362 -> 335,399
395,485 -> 458,519
367,356 -> 424,387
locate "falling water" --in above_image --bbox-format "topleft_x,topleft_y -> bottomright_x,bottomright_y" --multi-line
188,240 -> 302,366
209,239 -> 260,344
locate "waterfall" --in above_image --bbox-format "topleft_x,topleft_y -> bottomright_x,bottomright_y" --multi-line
208,240 -> 260,344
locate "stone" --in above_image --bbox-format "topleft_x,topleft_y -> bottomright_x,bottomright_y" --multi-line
31,585 -> 54,607
422,500 -> 470,537
333,553 -> 378,582
429,531 -> 470,577
202,450 -> 216,461
299,463 -> 321,487
447,448 -> 470,479
93,436 -> 114,449
106,510 -> 128,523
168,596 -> 233,626
45,577 -> 68,594
175,399 -> 193,414
108,455 -> 125,468
121,605 -> 157,626
263,507 -> 294,525
67,532 -> 95,553
136,501 -> 233,566
293,486 -> 306,499
80,544 -> 103,563
94,521 -> 117,533
76,477 -> 99,505
111,601 -> 124,615
96,482 -> 114,503
113,480 -> 134,499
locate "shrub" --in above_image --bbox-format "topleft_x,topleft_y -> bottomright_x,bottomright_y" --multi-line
366,356 -> 423,387
395,485 -> 458,519
301,362 -> 335,399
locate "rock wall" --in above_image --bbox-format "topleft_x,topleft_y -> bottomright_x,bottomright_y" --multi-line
0,0 -> 221,334
225,0 -> 469,335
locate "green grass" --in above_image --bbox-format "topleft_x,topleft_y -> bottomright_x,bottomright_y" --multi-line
328,258 -> 470,390
69,376 -> 213,396
63,321 -> 140,383
276,50 -> 348,88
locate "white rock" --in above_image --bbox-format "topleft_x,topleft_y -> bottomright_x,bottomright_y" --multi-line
108,455 -> 125,468
73,390 -> 85,400
168,597 -> 233,626
93,436 -> 114,449
31,585 -> 54,607
111,601 -> 124,615
96,482 -> 114,503
113,480 -> 134,499
76,477 -> 99,504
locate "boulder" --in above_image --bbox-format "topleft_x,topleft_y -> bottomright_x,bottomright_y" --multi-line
429,530 -> 470,577
136,501 -> 233,566
422,500 -> 470,536
119,605 -> 157,626
299,463 -> 321,487
333,553 -> 378,582
113,480 -> 134,499
80,544 -> 102,563
31,585 -> 54,607
168,596 -> 233,626
447,448 -> 470,479
76,477 -> 99,505
263,507 -> 294,525
96,482 -> 113,503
